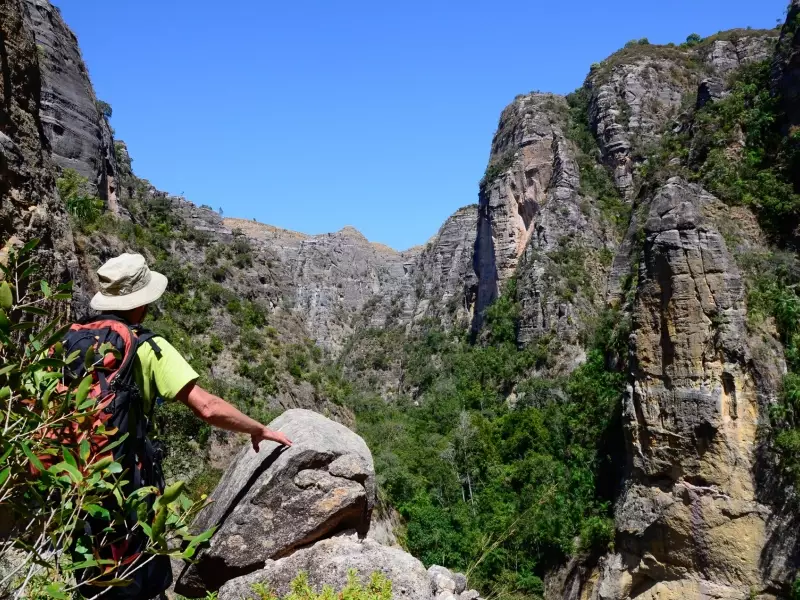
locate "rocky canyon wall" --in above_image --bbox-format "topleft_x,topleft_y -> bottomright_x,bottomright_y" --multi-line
22,0 -> 119,209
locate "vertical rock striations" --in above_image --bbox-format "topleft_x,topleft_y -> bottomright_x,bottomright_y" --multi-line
575,179 -> 786,599
22,0 -> 119,209
407,204 -> 479,330
0,0 -> 77,285
587,31 -> 777,198
472,93 -> 611,366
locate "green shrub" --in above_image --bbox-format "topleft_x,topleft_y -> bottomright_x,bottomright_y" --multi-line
0,240 -> 212,598
57,169 -> 103,224
480,150 -> 516,187
341,293 -> 627,595
96,99 -> 113,119
684,33 -> 703,47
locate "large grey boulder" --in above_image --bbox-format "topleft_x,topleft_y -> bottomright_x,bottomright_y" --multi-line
218,538 -> 433,600
176,409 -> 375,596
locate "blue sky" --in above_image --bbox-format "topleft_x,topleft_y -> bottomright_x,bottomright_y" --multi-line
56,0 -> 786,250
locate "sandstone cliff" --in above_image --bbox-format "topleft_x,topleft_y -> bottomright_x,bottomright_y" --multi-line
22,0 -> 119,209
0,0 -> 78,289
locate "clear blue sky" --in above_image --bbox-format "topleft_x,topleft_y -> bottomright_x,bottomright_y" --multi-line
56,0 -> 786,250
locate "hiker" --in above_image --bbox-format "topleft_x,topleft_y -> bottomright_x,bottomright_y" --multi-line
66,253 -> 292,599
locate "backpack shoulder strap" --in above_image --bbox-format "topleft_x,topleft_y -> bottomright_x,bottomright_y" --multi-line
133,326 -> 162,359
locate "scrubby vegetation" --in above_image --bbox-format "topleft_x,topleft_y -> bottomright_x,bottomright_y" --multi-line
564,89 -> 629,235
57,169 -> 103,225
480,150 -> 517,187
246,570 -> 392,600
339,283 -> 627,597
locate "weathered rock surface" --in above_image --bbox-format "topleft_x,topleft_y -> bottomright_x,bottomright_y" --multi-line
0,0 -> 79,288
472,93 -> 612,368
474,94 -> 566,325
405,204 -> 479,331
225,218 -> 415,351
176,409 -> 376,595
22,0 -> 119,208
218,538 -> 433,600
563,179 -> 786,599
587,31 -> 777,197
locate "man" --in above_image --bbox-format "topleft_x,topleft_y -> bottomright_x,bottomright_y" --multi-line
86,253 -> 292,598
90,252 -> 293,452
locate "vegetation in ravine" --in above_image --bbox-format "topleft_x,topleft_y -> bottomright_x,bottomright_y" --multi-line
340,281 -> 627,599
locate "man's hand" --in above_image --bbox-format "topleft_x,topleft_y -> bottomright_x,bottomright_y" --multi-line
179,384 -> 295,451
251,426 -> 293,452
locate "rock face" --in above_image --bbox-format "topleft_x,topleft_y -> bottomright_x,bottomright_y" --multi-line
0,0 -> 78,286
587,31 -> 776,197
472,93 -> 611,368
564,179 -> 786,599
223,204 -> 481,351
473,94 -> 567,324
406,205 -> 479,331
225,218 -> 415,351
176,409 -> 376,595
22,0 -> 119,209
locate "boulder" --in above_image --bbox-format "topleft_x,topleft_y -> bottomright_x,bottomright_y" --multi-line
428,566 -> 457,594
218,538 -> 433,600
176,409 -> 376,596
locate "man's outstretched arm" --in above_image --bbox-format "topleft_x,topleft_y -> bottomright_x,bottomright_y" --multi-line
177,382 -> 293,451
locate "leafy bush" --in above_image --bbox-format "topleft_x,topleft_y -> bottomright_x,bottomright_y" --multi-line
0,240 -> 213,598
684,33 -> 703,47
480,150 -> 516,187
247,570 -> 392,600
95,99 -> 113,119
691,60 -> 800,240
57,169 -> 103,225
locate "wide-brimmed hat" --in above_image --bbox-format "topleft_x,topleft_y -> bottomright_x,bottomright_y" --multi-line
90,253 -> 168,311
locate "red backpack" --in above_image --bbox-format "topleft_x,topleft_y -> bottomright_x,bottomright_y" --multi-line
55,315 -> 172,598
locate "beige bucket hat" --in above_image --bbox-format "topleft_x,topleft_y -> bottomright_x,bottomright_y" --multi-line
90,253 -> 168,311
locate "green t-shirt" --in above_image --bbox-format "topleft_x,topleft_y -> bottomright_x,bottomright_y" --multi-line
133,336 -> 199,414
